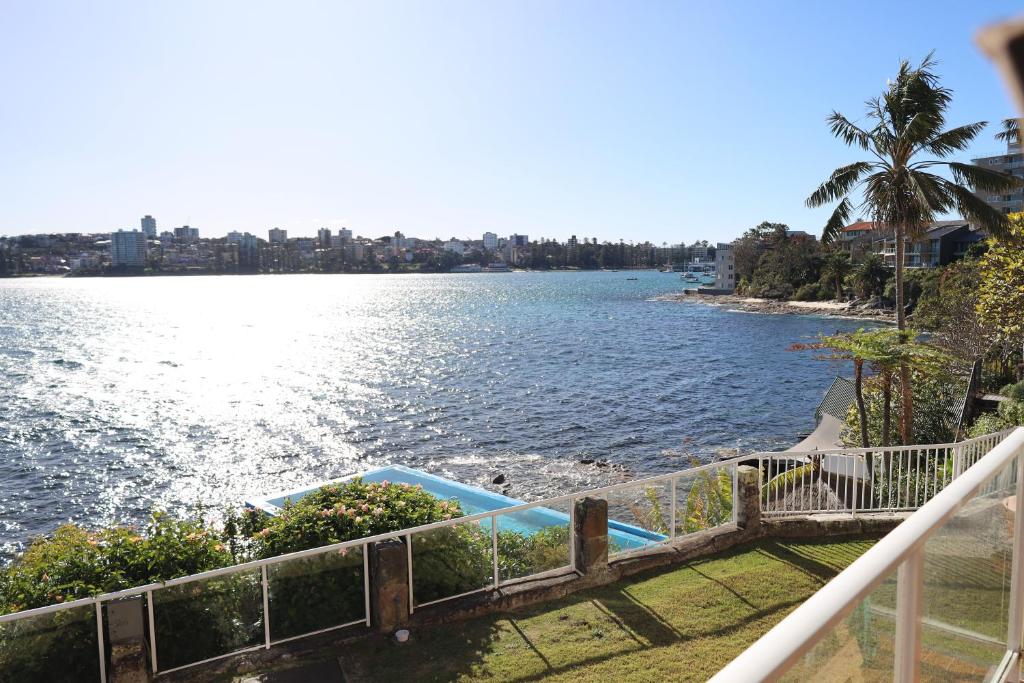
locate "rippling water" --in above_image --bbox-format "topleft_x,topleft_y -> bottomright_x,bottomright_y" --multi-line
0,272 -> 865,557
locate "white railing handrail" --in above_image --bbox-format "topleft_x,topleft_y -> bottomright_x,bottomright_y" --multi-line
709,426 -> 1024,683
749,428 -> 1014,459
0,431 -> 1011,624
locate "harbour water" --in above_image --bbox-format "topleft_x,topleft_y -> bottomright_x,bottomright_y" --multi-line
0,271 -> 864,558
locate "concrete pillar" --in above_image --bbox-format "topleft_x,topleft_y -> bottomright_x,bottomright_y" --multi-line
573,496 -> 609,576
370,539 -> 410,634
107,596 -> 151,683
736,465 -> 761,533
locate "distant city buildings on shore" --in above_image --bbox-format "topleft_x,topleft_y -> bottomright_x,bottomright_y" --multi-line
110,229 -> 147,267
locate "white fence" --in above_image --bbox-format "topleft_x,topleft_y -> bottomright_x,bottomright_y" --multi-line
711,427 -> 1024,683
0,430 -> 1012,680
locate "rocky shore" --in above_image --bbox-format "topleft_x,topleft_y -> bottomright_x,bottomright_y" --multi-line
665,291 -> 895,322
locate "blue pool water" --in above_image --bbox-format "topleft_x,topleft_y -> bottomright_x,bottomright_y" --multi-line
248,465 -> 664,552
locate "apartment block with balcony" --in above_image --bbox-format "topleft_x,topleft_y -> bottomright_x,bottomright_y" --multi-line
972,139 -> 1024,214
839,220 -> 985,268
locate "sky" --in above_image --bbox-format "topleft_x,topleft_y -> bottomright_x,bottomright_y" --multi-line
1,1 -> 1022,244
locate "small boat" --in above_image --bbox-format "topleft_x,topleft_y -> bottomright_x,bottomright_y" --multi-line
626,277 -> 638,280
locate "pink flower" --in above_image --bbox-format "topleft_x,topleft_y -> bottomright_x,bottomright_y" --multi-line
320,509 -> 332,517
360,504 -> 370,512
373,507 -> 383,516
442,514 -> 452,520
381,480 -> 390,487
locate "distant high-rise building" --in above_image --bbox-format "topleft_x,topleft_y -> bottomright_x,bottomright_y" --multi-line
140,215 -> 157,238
972,138 -> 1024,215
226,231 -> 243,244
483,232 -> 498,250
317,228 -> 333,247
173,225 -> 199,241
110,230 -> 147,267
339,227 -> 353,244
509,234 -> 528,247
268,228 -> 287,244
714,243 -> 735,292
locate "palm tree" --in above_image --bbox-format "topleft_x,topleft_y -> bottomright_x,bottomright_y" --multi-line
996,118 -> 1020,145
820,251 -> 851,300
806,53 -> 1021,443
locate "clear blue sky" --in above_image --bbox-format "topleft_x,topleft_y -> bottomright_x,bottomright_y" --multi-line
1,1 -> 1021,244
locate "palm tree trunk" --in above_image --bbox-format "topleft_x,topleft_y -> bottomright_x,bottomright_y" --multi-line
894,225 -> 913,443
854,359 -> 869,448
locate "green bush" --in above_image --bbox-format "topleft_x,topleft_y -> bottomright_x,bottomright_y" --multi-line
793,282 -> 821,301
968,398 -> 1024,437
1000,381 -> 1024,402
0,514 -> 232,681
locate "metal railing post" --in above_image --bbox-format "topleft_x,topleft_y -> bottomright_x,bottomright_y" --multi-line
731,464 -> 738,525
491,514 -> 500,588
894,548 -> 924,683
261,564 -> 271,648
1006,454 -> 1024,674
147,589 -> 158,673
670,477 -> 677,539
363,543 -> 371,627
568,495 -> 576,572
95,601 -> 106,683
406,534 -> 415,614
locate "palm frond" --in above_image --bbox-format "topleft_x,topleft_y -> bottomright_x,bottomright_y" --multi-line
948,162 -> 1024,193
761,462 -> 818,501
930,177 -> 1013,239
806,162 -> 873,208
920,121 -> 987,156
821,198 -> 853,245
995,118 -> 1020,144
827,112 -> 872,150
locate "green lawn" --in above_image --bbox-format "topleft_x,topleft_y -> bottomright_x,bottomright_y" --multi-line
331,537 -> 877,682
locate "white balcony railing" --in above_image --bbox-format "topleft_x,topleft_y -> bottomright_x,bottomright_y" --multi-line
711,427 -> 1024,682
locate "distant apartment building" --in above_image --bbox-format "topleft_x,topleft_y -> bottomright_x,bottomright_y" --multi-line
140,215 -> 157,238
226,231 -> 243,244
110,229 -> 148,267
339,228 -> 353,244
504,234 -> 529,264
714,243 -> 735,291
268,227 -> 287,244
839,220 -> 985,267
317,228 -> 333,247
445,239 -> 465,255
173,225 -> 199,242
972,139 -> 1024,214
483,232 -> 498,250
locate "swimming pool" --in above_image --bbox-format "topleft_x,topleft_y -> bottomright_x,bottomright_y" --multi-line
246,465 -> 665,552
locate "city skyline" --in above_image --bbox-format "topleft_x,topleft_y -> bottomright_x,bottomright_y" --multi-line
2,1 -> 1022,243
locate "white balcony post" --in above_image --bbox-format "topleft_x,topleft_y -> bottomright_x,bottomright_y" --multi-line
491,514 -> 500,588
147,589 -> 158,673
95,601 -> 106,683
1005,454 -> 1024,675
670,477 -> 677,540
895,548 -> 924,683
261,564 -> 271,648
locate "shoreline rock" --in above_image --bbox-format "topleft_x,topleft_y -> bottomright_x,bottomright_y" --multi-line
663,292 -> 895,323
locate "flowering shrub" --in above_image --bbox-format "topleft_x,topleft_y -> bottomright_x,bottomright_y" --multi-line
226,478 -> 463,559
0,513 -> 231,681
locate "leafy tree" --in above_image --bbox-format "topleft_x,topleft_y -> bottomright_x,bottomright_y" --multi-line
978,213 -> 1024,362
806,53 -> 1020,442
792,329 -> 949,447
912,259 -> 997,361
847,253 -> 890,300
